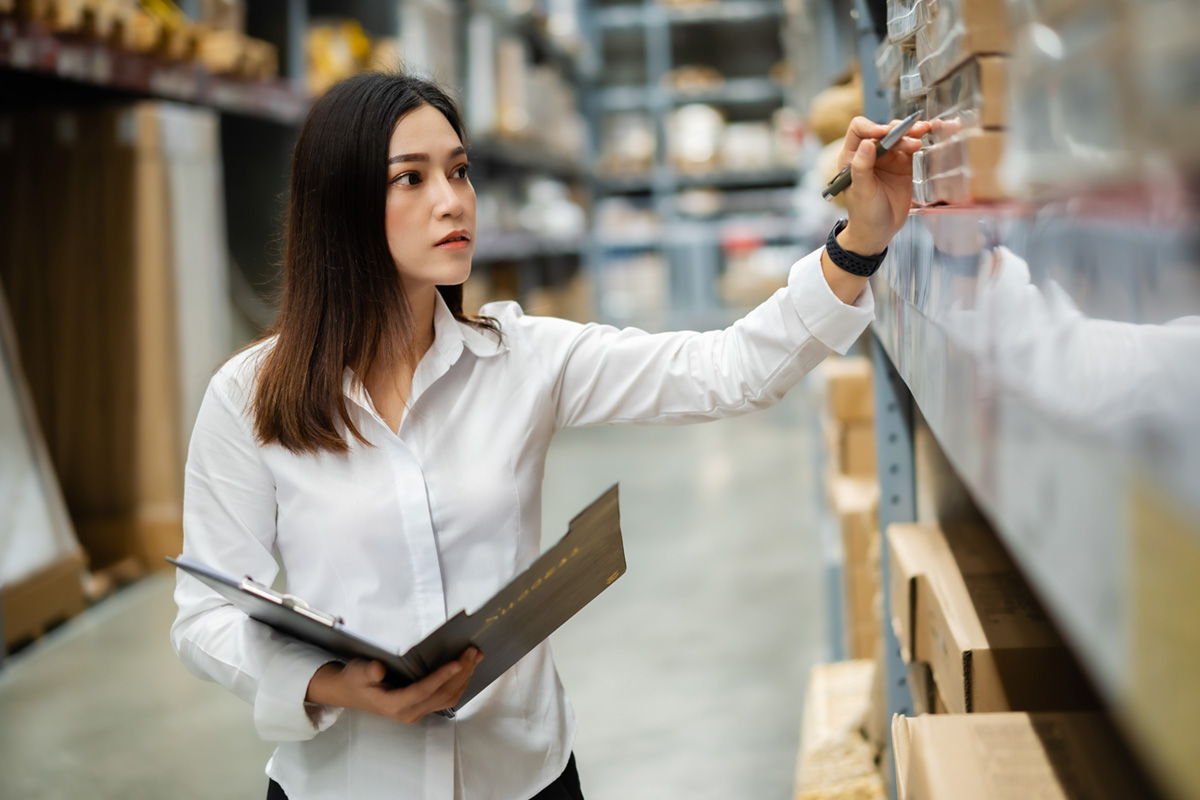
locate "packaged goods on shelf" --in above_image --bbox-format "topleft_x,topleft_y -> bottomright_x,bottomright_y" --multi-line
720,122 -> 776,171
886,522 -> 1098,714
820,356 -> 875,423
886,0 -> 927,43
665,64 -> 724,93
795,660 -> 885,800
924,130 -> 1006,204
522,272 -> 593,324
807,73 -> 861,146
496,36 -> 531,137
599,111 -> 656,176
911,148 -> 931,206
466,13 -> 498,135
892,713 -> 1156,800
306,19 -> 375,97
599,251 -> 669,322
717,225 -> 798,308
874,38 -> 906,90
401,0 -> 458,91
915,0 -> 1009,86
925,56 -> 1007,144
827,475 -> 882,660
201,0 -> 244,33
898,46 -> 924,102
668,103 -> 725,173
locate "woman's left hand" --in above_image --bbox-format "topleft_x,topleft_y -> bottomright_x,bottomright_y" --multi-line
835,116 -> 930,256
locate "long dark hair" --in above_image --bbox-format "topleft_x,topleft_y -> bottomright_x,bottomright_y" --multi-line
251,71 -> 497,455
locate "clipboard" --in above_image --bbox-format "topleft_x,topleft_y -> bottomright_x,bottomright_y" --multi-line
170,484 -> 625,718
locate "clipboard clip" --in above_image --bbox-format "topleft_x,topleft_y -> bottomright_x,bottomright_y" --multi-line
241,577 -> 344,628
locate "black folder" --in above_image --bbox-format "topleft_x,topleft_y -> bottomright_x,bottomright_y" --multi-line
170,484 -> 625,718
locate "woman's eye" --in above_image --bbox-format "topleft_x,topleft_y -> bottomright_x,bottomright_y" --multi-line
453,164 -> 470,179
393,172 -> 421,186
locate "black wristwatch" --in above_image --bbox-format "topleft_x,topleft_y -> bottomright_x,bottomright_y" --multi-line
825,219 -> 888,278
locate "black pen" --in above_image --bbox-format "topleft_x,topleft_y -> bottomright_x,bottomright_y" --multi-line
822,110 -> 923,201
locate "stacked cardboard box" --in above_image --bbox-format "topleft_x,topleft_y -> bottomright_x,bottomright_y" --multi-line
0,103 -> 225,576
886,520 -> 1097,714
794,660 -> 886,800
892,712 -> 1156,799
820,357 -> 881,663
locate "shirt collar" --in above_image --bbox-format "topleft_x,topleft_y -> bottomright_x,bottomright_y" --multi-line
438,290 -> 507,359
342,292 -> 507,404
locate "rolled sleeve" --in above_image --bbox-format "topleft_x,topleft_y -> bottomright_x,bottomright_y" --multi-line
787,248 -> 875,355
254,643 -> 345,741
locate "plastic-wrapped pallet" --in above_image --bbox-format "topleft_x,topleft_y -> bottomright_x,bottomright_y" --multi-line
0,282 -> 86,651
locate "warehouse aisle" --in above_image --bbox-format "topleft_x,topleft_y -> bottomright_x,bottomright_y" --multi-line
0,374 -> 829,800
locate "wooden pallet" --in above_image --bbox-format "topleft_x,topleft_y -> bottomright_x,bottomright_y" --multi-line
2,550 -> 87,654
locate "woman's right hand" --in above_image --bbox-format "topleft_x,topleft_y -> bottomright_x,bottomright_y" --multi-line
305,647 -> 484,724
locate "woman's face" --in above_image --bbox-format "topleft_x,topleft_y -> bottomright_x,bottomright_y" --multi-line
385,104 -> 475,294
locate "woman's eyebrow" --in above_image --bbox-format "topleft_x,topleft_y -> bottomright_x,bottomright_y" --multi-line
388,146 -> 466,165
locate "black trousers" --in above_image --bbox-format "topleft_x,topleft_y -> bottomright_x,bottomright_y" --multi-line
266,753 -> 584,800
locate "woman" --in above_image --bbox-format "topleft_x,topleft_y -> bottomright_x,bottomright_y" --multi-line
171,71 -> 926,800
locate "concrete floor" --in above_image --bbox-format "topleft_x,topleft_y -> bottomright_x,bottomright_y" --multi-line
0,375 -> 830,800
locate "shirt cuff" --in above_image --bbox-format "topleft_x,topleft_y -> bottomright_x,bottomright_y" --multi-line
253,642 -> 345,741
787,248 -> 876,355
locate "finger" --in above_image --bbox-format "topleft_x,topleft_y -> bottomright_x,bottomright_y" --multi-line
850,139 -> 878,186
890,136 -> 924,155
424,651 -> 482,708
408,651 -> 484,717
397,660 -> 464,706
841,116 -> 891,166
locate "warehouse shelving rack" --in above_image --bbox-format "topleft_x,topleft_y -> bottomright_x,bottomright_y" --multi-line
0,1 -> 595,318
584,0 -> 809,321
839,2 -> 1200,800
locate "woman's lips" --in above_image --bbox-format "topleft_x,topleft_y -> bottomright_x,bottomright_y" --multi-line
435,238 -> 470,250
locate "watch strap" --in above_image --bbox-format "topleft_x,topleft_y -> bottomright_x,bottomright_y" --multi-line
826,219 -> 887,278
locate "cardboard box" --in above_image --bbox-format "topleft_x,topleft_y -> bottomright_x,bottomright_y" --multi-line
826,420 -> 877,479
0,107 -> 185,572
828,475 -> 881,659
886,523 -> 944,663
889,522 -> 1098,714
907,662 -> 936,716
821,357 -> 874,423
917,0 -> 1010,86
892,713 -> 1155,800
924,130 -> 1007,204
795,660 -> 885,800
925,56 -> 1008,145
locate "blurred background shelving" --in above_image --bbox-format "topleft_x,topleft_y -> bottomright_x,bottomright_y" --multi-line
2,2 -> 1199,800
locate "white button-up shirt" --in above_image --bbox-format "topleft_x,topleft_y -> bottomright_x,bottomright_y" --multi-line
170,248 -> 873,800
